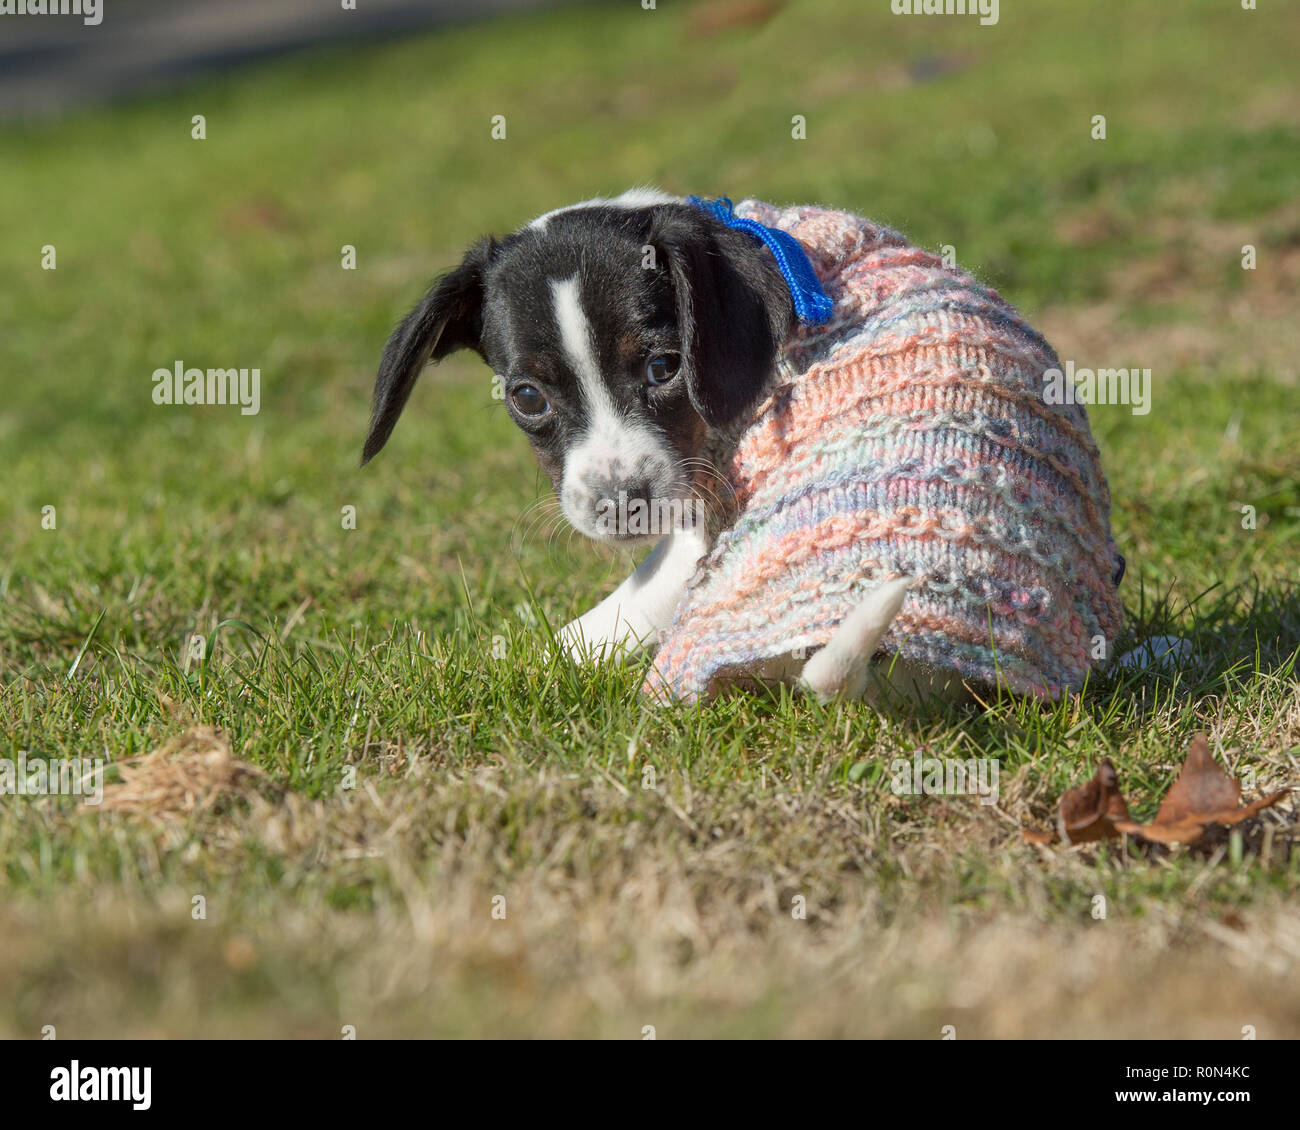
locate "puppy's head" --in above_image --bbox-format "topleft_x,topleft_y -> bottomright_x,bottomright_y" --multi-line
361,191 -> 793,544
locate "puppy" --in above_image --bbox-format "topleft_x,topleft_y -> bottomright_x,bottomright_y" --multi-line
362,189 -> 1124,706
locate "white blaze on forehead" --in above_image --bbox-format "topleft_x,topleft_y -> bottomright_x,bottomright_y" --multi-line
550,274 -> 610,420
549,275 -> 677,536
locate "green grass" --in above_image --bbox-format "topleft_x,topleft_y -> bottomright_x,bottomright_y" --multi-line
1,0 -> 1298,1037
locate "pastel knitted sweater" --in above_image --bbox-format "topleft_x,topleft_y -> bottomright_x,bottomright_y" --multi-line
645,199 -> 1124,703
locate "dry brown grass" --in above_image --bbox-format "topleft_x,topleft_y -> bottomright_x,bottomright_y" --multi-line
3,723 -> 1297,1038
99,726 -> 276,828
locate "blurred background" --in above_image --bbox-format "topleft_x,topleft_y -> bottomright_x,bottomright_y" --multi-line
0,0 -> 579,118
0,0 -> 568,118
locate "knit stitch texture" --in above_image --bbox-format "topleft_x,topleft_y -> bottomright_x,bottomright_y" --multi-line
644,199 -> 1124,703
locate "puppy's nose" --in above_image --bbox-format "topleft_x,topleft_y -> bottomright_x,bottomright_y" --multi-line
589,477 -> 652,507
617,479 -> 654,505
591,479 -> 657,537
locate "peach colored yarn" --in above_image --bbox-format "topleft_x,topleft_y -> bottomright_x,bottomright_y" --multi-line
646,200 -> 1123,703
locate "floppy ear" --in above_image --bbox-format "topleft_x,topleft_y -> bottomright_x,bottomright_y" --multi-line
361,237 -> 494,465
651,209 -> 793,428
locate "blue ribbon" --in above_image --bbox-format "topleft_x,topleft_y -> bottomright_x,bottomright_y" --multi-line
686,195 -> 833,326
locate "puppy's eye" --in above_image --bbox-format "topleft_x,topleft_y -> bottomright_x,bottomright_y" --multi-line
510,384 -> 550,417
646,353 -> 681,387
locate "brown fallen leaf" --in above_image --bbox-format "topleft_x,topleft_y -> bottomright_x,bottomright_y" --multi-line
1113,734 -> 1290,845
1159,734 -> 1241,820
1057,758 -> 1132,844
1112,816 -> 1208,845
1033,734 -> 1291,847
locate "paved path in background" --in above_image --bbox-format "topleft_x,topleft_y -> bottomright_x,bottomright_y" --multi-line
0,0 -> 572,119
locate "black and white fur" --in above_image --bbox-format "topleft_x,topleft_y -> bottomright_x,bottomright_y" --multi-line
362,190 -> 953,704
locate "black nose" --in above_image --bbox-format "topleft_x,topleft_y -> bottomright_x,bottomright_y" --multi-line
591,480 -> 656,537
620,480 -> 653,505
590,478 -> 653,507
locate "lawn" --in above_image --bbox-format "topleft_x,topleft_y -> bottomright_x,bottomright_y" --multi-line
1,0 -> 1298,1037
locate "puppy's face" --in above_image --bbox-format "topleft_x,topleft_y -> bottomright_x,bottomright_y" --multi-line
362,192 -> 793,545
479,209 -> 705,543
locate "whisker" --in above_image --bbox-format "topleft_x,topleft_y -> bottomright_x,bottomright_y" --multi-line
511,494 -> 557,535
674,456 -> 736,517
511,508 -> 551,551
511,495 -> 564,554
544,513 -> 579,564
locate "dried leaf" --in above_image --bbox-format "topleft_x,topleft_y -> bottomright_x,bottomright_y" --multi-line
1111,815 -> 1211,845
1028,734 -> 1290,848
1155,734 -> 1242,823
1120,735 -> 1291,844
1057,758 -> 1131,844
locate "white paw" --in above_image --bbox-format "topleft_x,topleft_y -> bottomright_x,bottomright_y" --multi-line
1116,634 -> 1194,673
558,618 -> 601,663
558,617 -> 646,665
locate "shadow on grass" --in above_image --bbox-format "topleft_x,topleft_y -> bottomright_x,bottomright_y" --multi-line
1101,576 -> 1300,708
680,576 -> 1300,751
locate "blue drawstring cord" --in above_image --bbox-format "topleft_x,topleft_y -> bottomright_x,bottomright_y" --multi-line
686,195 -> 833,326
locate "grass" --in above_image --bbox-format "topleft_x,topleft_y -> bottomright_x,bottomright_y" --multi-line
1,0 -> 1298,1037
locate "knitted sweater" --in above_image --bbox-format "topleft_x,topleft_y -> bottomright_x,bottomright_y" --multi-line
644,199 -> 1124,704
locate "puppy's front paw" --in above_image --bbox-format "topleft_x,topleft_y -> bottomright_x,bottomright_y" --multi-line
557,614 -> 648,665
558,618 -> 599,663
